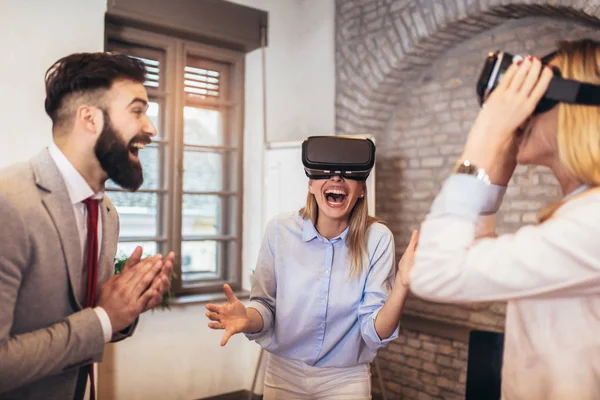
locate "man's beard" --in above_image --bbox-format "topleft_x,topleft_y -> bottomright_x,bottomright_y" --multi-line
94,111 -> 145,191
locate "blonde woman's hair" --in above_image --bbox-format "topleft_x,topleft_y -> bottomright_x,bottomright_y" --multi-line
299,183 -> 380,278
554,39 -> 600,185
538,39 -> 600,222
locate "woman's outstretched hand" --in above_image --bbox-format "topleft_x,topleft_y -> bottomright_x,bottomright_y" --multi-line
206,284 -> 249,346
397,230 -> 419,288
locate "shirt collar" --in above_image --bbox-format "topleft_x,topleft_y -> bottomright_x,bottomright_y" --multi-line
48,142 -> 104,205
301,217 -> 349,242
302,218 -> 319,242
338,226 -> 350,241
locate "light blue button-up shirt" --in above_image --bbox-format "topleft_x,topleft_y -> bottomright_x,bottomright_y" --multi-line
246,212 -> 399,368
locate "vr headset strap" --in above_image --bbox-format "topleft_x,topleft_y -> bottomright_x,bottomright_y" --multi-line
545,78 -> 600,106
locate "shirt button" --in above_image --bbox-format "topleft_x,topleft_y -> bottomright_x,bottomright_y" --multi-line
325,270 -> 329,275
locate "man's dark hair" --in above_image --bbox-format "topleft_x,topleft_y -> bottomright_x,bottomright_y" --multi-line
44,52 -> 147,129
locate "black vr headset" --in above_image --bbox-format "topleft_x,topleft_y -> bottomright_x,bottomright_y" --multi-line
302,136 -> 375,181
476,50 -> 600,115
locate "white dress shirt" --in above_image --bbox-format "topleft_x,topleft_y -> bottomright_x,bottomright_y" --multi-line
411,175 -> 600,400
48,143 -> 112,343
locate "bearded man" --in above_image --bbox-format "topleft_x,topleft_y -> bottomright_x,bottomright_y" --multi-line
0,52 -> 173,400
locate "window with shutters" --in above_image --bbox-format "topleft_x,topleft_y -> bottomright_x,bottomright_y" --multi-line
106,25 -> 245,298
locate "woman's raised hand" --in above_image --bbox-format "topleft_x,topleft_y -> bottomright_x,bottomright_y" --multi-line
461,56 -> 554,185
398,230 -> 419,288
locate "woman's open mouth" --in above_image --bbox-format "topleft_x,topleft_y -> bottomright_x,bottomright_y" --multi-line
324,187 -> 348,208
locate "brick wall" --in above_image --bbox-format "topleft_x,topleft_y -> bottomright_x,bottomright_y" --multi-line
372,328 -> 468,400
336,0 -> 600,140
335,1 -> 600,398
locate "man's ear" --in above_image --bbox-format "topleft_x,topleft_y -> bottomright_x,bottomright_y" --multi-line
77,105 -> 104,135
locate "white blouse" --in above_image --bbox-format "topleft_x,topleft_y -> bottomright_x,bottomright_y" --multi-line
410,175 -> 600,400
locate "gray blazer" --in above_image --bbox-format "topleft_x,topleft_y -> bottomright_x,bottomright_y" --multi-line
0,149 -> 121,399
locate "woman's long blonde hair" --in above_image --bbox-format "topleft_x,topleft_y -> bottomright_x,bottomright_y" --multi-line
299,183 -> 380,278
538,39 -> 600,222
554,39 -> 600,185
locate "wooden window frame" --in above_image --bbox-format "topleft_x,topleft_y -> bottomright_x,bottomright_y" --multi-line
106,23 -> 245,297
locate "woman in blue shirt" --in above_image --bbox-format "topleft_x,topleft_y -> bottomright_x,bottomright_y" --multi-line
206,153 -> 417,399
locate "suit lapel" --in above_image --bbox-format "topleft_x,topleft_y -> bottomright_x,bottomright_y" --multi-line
31,149 -> 85,309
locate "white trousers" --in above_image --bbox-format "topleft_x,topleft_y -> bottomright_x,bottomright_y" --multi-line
263,353 -> 372,400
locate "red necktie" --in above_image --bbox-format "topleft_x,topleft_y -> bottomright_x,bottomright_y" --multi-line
82,198 -> 99,400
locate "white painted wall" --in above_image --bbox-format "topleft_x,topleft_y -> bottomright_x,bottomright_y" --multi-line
0,0 -> 335,398
0,0 -> 107,168
98,305 -> 263,400
231,0 -> 336,143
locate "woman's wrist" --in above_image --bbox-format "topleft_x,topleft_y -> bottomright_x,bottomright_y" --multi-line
461,115 -> 519,186
245,307 -> 264,333
393,274 -> 410,294
459,150 -> 516,186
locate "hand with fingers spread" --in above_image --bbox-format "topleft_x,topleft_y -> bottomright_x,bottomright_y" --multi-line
206,284 -> 264,346
462,55 -> 554,185
397,230 -> 419,288
97,247 -> 165,333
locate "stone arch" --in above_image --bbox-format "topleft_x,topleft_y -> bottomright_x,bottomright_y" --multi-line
335,0 -> 600,137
